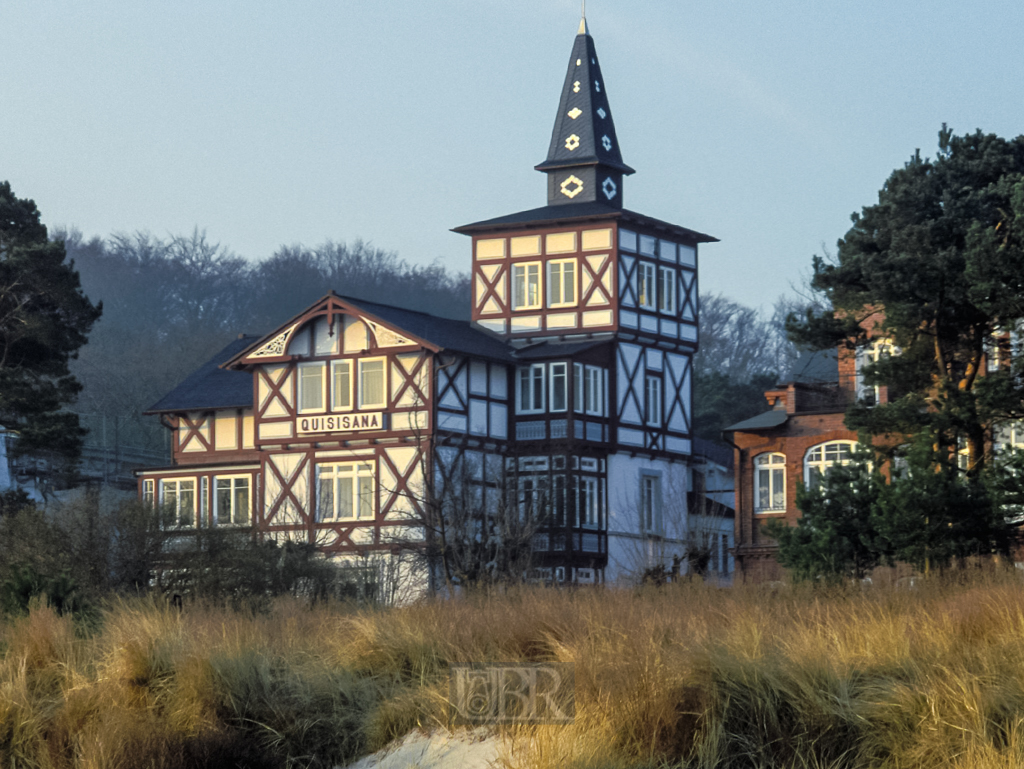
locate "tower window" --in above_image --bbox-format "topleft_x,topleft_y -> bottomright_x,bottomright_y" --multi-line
658,266 -> 676,314
513,263 -> 542,310
547,259 -> 576,307
638,262 -> 656,309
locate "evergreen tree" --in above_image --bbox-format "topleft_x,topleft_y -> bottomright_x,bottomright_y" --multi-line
0,182 -> 101,460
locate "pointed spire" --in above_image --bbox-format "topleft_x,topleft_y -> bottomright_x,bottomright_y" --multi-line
536,18 -> 634,208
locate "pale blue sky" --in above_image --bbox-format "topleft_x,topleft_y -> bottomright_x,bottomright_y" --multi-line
3,1 -> 1023,312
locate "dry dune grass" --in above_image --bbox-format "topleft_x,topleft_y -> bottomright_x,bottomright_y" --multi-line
2,576 -> 1024,767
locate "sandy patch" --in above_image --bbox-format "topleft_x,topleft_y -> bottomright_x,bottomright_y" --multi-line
340,728 -> 505,769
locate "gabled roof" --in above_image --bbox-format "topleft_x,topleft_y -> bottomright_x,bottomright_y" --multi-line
145,336 -> 258,414
723,409 -> 789,433
452,202 -> 718,244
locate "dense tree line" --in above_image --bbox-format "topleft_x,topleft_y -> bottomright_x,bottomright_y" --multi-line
62,229 -> 470,453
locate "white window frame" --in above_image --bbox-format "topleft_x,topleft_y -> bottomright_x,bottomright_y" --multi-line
142,479 -> 155,506
547,259 -> 577,308
645,375 -> 662,427
856,338 -> 897,406
657,265 -> 676,314
754,453 -> 786,513
161,478 -> 196,528
640,473 -> 661,535
804,441 -> 857,491
638,262 -> 656,310
213,475 -> 251,526
574,363 -> 584,414
332,359 -> 353,411
513,262 -> 542,310
586,366 -> 605,416
578,476 -> 599,528
297,362 -> 326,413
517,364 -> 546,414
549,362 -> 568,413
357,357 -> 387,409
317,461 -> 375,521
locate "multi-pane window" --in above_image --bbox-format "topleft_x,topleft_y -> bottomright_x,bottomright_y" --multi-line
318,462 -> 375,521
578,476 -> 599,527
755,453 -> 786,512
517,364 -> 545,414
550,362 -> 568,412
518,475 -> 550,520
547,259 -> 576,307
645,375 -> 662,426
162,479 -> 196,528
298,363 -> 325,412
142,479 -> 155,505
638,262 -> 656,309
640,474 -> 660,534
658,266 -> 675,314
805,441 -> 856,491
573,364 -> 606,416
513,263 -> 542,310
332,360 -> 352,410
358,359 -> 386,408
214,476 -> 251,526
856,339 -> 896,406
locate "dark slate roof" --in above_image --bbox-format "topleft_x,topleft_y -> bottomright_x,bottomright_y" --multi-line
723,409 -> 789,433
340,296 -> 517,363
789,348 -> 839,386
145,336 -> 258,414
453,203 -> 718,243
692,438 -> 735,470
515,339 -> 607,360
535,19 -> 633,177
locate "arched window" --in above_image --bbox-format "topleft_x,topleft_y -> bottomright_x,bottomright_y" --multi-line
804,441 -> 858,491
754,453 -> 786,513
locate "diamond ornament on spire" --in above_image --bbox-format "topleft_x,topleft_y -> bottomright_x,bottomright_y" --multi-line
535,17 -> 634,208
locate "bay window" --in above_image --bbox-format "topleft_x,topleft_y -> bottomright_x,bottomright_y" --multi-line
517,364 -> 545,414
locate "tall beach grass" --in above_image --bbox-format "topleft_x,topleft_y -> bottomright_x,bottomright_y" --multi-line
3,574 -> 1024,767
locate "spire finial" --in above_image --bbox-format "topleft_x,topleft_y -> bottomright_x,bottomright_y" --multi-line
578,1 -> 589,35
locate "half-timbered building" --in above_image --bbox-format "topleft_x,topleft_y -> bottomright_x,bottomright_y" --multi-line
138,15 -> 727,594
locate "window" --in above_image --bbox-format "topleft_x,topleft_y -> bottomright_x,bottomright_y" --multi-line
645,375 -> 662,426
214,476 -> 251,526
640,474 -> 660,534
318,462 -> 375,521
573,364 -> 605,416
805,441 -> 857,492
517,364 -> 545,414
720,534 -> 730,575
547,259 -> 576,307
142,479 -> 154,506
358,358 -> 386,408
513,262 -> 541,310
658,266 -> 675,314
856,339 -> 896,405
578,476 -> 599,527
518,474 -> 550,520
161,479 -> 196,528
638,262 -> 656,309
298,363 -> 325,413
755,453 -> 786,512
332,360 -> 353,410
550,363 -> 568,412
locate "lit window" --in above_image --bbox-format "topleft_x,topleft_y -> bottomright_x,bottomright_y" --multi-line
161,478 -> 196,528
317,462 -> 375,521
804,441 -> 857,491
517,364 -> 545,414
332,360 -> 352,410
754,453 -> 786,512
645,375 -> 662,426
658,266 -> 675,314
298,363 -> 325,413
358,358 -> 386,408
638,262 -> 656,310
550,362 -> 568,412
214,476 -> 251,526
513,262 -> 542,310
547,259 -> 576,307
